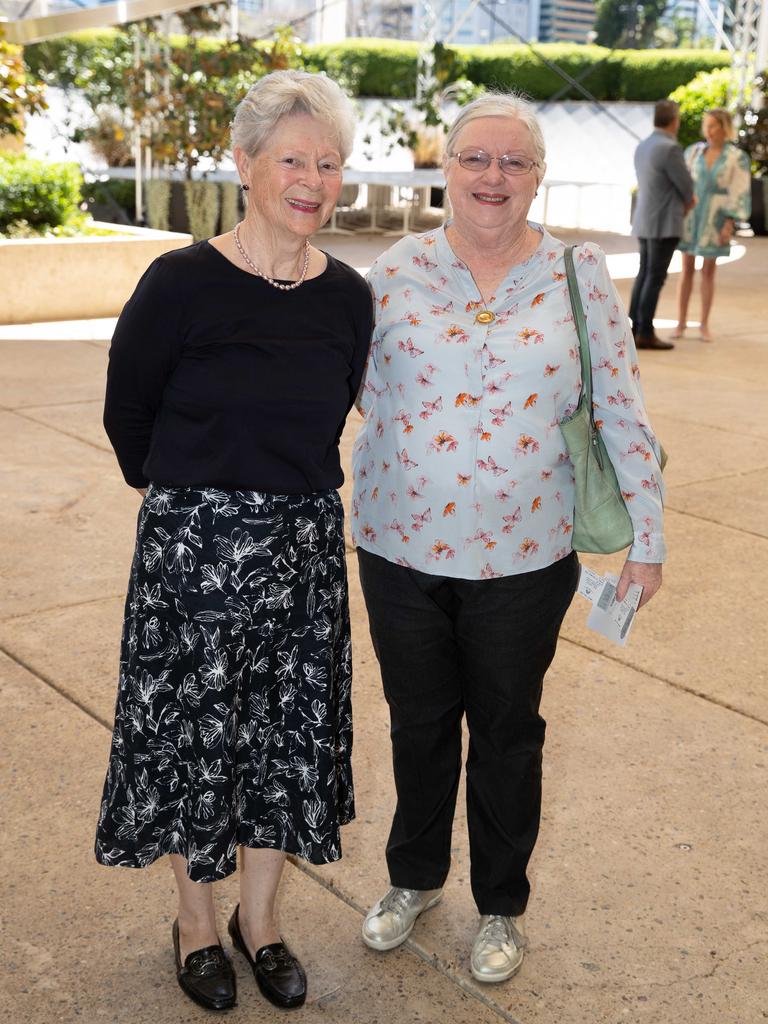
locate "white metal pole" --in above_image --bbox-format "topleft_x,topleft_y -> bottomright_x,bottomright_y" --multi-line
756,0 -> 768,74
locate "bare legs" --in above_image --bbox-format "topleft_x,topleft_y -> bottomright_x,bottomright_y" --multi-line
171,848 -> 286,961
674,254 -> 717,341
171,853 -> 218,960
237,848 -> 285,952
699,258 -> 717,340
673,253 -> 696,338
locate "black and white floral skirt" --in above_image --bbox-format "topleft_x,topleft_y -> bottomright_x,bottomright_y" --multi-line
95,485 -> 354,882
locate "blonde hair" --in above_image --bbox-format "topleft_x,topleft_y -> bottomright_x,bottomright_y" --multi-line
703,107 -> 736,141
444,93 -> 546,182
231,70 -> 356,162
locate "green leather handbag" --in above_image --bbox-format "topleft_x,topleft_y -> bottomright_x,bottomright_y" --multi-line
559,245 -> 666,554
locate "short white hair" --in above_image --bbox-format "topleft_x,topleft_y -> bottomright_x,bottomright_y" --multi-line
445,93 -> 546,180
231,69 -> 356,163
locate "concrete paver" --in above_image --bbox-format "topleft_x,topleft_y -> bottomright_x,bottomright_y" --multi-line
665,466 -> 768,538
0,411 -> 132,620
0,653 -> 506,1024
1,229 -> 766,1024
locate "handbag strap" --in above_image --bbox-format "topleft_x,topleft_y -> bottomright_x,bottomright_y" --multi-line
563,244 -> 594,424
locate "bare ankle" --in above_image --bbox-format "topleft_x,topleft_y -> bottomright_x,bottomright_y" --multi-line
238,909 -> 280,953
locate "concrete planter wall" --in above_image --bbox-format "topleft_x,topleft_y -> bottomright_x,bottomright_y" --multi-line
0,223 -> 192,325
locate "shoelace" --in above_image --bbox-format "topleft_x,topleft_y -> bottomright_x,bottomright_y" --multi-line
380,887 -> 419,916
187,947 -> 228,976
479,916 -> 523,951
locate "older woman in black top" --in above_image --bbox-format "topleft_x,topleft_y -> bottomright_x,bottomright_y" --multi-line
95,70 -> 371,1012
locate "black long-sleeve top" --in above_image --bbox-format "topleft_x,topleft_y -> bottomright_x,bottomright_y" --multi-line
103,241 -> 373,493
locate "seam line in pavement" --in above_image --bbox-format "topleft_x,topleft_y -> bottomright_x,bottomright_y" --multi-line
653,411 -> 768,442
0,643 -> 113,731
665,464 -> 768,491
9,397 -> 103,411
1,641 -> 517,1023
0,592 -> 124,624
665,504 -> 768,541
8,407 -> 112,455
563,636 -> 768,728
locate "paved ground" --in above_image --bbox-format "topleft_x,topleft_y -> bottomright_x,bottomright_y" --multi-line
1,229 -> 766,1024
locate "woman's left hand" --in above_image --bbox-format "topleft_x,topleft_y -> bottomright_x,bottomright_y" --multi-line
615,560 -> 662,610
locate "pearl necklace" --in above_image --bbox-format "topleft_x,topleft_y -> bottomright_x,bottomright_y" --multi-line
233,222 -> 310,291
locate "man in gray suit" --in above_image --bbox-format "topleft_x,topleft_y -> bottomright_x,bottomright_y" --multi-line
630,99 -> 695,351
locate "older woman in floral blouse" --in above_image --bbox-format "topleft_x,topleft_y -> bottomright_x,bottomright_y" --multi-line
352,93 -> 665,983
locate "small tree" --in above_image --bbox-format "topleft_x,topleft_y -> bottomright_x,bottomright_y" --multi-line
0,26 -> 46,143
127,9 -> 302,179
368,42 -> 481,167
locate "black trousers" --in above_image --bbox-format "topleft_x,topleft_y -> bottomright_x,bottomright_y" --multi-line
357,548 -> 579,916
629,236 -> 679,336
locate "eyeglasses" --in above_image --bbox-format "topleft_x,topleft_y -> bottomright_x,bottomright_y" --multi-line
451,149 -> 539,176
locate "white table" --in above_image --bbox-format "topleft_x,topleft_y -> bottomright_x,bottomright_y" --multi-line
329,168 -> 447,234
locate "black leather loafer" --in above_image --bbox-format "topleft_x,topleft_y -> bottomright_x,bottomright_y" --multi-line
173,919 -> 237,1011
636,333 -> 675,350
228,904 -> 307,1009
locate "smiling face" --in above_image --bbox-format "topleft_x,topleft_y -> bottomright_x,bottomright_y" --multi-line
235,112 -> 343,238
702,114 -> 727,148
444,116 -> 542,238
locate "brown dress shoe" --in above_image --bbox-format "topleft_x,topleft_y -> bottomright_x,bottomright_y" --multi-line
635,333 -> 674,350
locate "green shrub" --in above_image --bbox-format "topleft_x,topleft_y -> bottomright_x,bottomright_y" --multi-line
459,44 -> 625,100
82,176 -> 136,220
307,39 -> 421,97
620,49 -> 731,101
0,154 -> 82,232
26,32 -> 731,103
670,66 -> 731,149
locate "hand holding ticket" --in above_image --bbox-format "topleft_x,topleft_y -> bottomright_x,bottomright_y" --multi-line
577,567 -> 644,646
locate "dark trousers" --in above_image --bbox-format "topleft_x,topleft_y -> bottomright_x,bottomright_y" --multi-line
629,236 -> 679,336
357,548 -> 579,916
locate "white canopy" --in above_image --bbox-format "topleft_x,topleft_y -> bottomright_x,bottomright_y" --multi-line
3,0 -> 205,44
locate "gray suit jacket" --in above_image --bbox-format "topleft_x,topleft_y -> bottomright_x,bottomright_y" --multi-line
632,129 -> 694,239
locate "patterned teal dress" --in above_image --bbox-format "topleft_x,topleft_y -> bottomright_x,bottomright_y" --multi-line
679,141 -> 751,258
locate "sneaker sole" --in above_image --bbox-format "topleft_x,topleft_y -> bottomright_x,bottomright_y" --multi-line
361,892 -> 443,952
470,951 -> 524,984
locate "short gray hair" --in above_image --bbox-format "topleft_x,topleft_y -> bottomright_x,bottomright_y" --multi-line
231,69 -> 356,163
445,93 -> 546,180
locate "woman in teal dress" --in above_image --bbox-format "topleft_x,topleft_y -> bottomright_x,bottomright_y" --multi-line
673,108 -> 751,341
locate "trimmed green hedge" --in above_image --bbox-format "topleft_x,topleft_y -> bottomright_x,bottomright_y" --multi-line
307,38 -> 421,96
459,44 -> 624,100
26,32 -> 730,103
619,50 -> 732,101
0,154 -> 82,232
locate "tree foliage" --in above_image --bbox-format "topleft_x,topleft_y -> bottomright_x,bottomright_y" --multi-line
127,11 -> 302,179
594,0 -> 669,48
0,25 -> 47,140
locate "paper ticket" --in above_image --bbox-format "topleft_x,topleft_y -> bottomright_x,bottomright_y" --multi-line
576,565 -> 604,602
576,567 -> 644,646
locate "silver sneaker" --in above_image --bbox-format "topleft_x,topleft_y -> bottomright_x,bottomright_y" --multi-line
362,886 -> 443,951
470,915 -> 526,983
